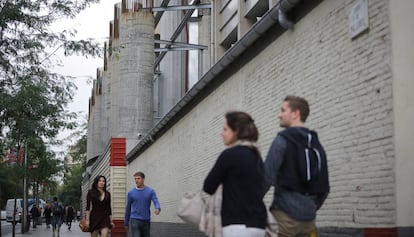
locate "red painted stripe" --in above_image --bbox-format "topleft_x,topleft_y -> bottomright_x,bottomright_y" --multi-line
110,138 -> 126,166
111,219 -> 126,237
364,227 -> 398,237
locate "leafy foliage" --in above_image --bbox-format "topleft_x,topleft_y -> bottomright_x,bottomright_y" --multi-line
0,135 -> 63,208
59,131 -> 87,209
0,0 -> 101,209
1,0 -> 102,145
59,163 -> 83,209
26,136 -> 62,182
0,162 -> 24,208
69,133 -> 87,164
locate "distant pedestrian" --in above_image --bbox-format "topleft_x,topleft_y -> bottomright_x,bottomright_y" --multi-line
30,204 -> 39,228
65,205 -> 74,230
37,206 -> 43,225
264,95 -> 330,237
124,172 -> 161,237
85,175 -> 114,237
77,210 -> 81,222
44,204 -> 52,228
203,111 -> 267,237
51,196 -> 65,237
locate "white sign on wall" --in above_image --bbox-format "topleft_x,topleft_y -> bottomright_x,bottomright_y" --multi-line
349,0 -> 369,39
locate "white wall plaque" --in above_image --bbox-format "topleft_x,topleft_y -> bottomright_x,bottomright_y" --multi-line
349,0 -> 369,39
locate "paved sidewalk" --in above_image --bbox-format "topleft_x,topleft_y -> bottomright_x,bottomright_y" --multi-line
3,223 -> 90,237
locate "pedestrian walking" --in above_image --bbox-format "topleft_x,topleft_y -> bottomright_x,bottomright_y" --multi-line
30,204 -> 39,228
264,95 -> 330,237
124,172 -> 161,237
51,196 -> 65,237
85,175 -> 114,237
65,204 -> 74,230
37,205 -> 43,225
203,111 -> 267,237
44,203 -> 52,228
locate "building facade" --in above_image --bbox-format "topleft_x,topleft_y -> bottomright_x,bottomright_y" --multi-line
85,0 -> 414,236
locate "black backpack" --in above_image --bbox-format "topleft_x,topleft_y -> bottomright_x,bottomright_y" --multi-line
295,133 -> 324,185
52,203 -> 63,216
278,127 -> 329,194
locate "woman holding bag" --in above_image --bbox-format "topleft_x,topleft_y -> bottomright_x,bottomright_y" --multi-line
203,111 -> 267,237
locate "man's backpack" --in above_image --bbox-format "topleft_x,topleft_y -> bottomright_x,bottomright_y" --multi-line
52,203 -> 64,216
296,133 -> 324,185
279,127 -> 329,194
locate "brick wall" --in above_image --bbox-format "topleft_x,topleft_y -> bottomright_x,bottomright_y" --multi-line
126,0 -> 396,235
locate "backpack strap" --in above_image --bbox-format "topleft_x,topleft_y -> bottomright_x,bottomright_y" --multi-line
304,133 -> 322,182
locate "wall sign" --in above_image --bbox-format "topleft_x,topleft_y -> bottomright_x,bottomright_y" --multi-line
349,0 -> 369,39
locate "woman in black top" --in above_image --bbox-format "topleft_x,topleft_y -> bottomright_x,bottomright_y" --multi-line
203,111 -> 267,237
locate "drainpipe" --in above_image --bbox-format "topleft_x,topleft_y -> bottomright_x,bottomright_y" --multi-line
278,0 -> 301,29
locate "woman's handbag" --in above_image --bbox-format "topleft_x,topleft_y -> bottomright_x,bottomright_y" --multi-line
79,218 -> 89,232
176,191 -> 205,226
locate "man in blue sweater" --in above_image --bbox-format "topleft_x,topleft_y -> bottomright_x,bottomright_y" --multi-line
124,172 -> 161,237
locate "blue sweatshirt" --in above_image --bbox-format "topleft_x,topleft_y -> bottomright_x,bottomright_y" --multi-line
124,186 -> 161,226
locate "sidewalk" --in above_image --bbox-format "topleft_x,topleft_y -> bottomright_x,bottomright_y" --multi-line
4,223 -> 89,237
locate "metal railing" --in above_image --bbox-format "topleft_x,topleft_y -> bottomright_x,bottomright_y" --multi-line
122,0 -> 153,12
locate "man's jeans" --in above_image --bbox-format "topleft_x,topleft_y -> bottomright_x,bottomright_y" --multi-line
130,219 -> 150,237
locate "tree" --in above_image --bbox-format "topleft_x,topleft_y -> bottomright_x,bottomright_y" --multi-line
60,163 -> 83,209
0,0 -> 102,221
1,0 -> 102,147
0,162 -> 23,208
0,135 -> 62,203
68,133 -> 87,164
59,130 -> 87,209
25,136 -> 62,195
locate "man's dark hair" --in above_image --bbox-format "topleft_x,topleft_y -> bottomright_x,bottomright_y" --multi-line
284,95 -> 310,123
134,171 -> 145,179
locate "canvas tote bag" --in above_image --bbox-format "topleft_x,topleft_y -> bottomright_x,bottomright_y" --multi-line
177,191 -> 205,226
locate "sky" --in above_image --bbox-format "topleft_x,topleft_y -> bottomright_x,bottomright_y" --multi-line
51,0 -> 120,153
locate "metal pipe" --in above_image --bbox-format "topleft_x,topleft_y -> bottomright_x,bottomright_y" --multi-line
278,0 -> 301,29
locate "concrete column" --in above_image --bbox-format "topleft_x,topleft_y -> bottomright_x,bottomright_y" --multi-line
86,97 -> 94,159
199,0 -> 212,77
109,36 -> 121,138
92,78 -> 103,153
102,69 -> 111,141
118,9 -> 154,144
